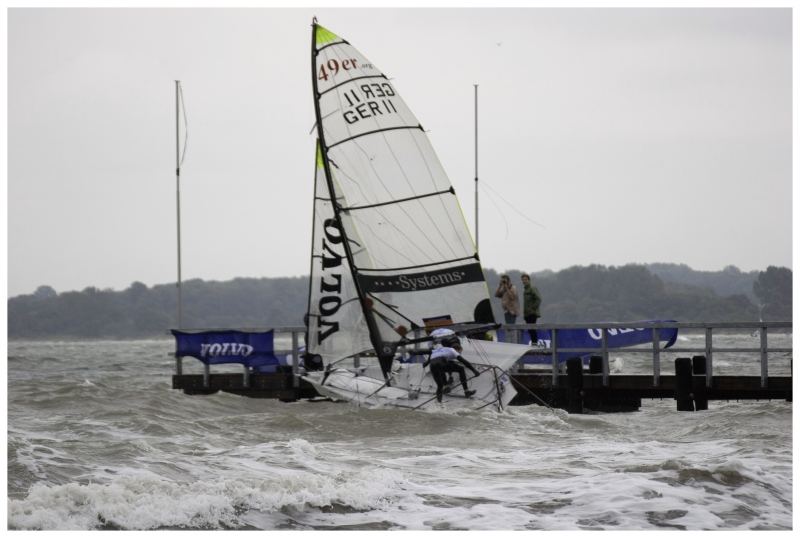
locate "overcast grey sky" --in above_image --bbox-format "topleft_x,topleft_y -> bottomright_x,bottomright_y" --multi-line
6,7 -> 793,297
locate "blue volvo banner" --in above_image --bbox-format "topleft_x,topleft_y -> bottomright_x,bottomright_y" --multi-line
171,330 -> 279,369
497,321 -> 679,364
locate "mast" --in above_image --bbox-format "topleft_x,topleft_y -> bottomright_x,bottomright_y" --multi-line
175,80 -> 183,329
303,141 -> 321,349
310,20 -> 394,375
474,84 -> 479,253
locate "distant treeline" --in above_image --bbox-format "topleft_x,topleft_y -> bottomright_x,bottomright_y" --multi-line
7,264 -> 792,340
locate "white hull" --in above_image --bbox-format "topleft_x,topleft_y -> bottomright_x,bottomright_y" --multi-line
302,338 -> 527,411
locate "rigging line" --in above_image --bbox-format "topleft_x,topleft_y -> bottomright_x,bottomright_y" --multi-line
342,187 -> 453,212
325,349 -> 373,368
474,340 -> 556,413
371,304 -> 406,332
474,396 -> 501,411
325,155 -> 388,219
361,353 -> 421,400
480,180 -> 546,230
508,375 -> 555,412
491,365 -> 504,412
178,83 -> 189,168
478,183 -> 510,239
306,296 -> 360,316
308,109 -> 340,134
365,292 -> 417,327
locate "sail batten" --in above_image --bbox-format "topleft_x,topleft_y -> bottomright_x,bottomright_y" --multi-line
320,74 -> 389,97
326,125 -> 424,150
342,187 -> 453,212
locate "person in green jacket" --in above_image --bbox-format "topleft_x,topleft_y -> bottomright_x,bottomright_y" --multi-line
521,273 -> 542,344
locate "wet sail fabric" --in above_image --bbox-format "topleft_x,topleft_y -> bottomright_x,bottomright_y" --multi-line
172,329 -> 278,369
311,23 -> 494,366
306,141 -> 373,362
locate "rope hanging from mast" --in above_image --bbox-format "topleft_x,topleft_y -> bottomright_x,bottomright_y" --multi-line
177,82 -> 189,169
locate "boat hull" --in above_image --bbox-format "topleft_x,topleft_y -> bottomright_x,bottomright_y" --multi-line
302,338 -> 527,411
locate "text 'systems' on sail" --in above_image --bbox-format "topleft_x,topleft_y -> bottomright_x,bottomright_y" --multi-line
309,22 -> 495,377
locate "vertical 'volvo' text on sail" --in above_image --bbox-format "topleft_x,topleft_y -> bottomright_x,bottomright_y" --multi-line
306,141 -> 373,362
310,22 -> 495,375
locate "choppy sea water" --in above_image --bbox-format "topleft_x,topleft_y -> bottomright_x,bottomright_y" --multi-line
6,335 -> 793,530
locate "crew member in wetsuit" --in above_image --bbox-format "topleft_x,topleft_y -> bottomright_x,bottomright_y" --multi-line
423,330 -> 480,402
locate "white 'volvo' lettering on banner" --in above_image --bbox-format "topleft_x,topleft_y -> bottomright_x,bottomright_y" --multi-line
587,327 -> 645,340
200,343 -> 254,357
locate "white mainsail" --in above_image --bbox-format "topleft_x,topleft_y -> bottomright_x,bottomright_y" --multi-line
311,22 -> 495,374
304,21 -> 525,410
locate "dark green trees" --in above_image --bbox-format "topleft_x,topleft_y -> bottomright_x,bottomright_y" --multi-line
753,266 -> 793,320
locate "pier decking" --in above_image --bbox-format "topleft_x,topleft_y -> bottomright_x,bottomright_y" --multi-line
171,322 -> 792,412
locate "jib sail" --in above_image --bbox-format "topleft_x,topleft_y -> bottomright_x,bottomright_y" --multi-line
310,22 -> 494,375
306,141 -> 373,362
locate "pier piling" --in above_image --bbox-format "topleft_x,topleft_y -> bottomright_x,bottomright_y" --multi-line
675,358 -> 694,411
565,357 -> 584,413
692,355 -> 708,410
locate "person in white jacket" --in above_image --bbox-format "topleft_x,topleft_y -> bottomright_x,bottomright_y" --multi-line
423,329 -> 480,402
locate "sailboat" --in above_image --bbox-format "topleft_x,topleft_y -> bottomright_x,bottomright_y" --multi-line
301,20 -> 528,410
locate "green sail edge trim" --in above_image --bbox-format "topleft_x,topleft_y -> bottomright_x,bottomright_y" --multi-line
316,141 -> 324,169
315,25 -> 340,46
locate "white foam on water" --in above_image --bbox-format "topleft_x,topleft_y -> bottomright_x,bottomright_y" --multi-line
8,461 -> 413,530
7,340 -> 793,531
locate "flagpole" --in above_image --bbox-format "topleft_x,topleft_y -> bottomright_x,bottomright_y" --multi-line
175,80 -> 183,329
474,83 -> 479,253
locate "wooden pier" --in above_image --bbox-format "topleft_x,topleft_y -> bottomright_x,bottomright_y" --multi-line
172,370 -> 792,411
171,321 -> 792,413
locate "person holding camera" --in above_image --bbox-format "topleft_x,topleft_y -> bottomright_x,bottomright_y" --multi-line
494,274 -> 519,324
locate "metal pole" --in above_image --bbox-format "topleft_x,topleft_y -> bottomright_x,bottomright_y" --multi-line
601,328 -> 609,387
705,327 -> 713,388
550,329 -> 558,385
292,330 -> 300,389
652,327 -> 660,386
175,81 -> 183,329
474,84 -> 479,252
760,326 -> 768,388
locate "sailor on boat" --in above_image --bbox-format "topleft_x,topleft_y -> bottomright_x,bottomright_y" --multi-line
423,328 -> 480,402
